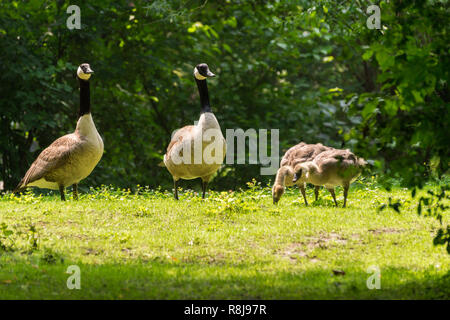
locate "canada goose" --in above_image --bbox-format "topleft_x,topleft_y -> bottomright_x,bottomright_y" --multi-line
164,63 -> 226,200
14,63 -> 103,201
272,143 -> 332,204
292,148 -> 366,207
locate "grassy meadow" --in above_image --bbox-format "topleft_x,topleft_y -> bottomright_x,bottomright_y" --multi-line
0,180 -> 448,299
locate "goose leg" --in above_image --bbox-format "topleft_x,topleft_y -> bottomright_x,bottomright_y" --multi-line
174,179 -> 179,200
299,184 -> 308,206
59,185 -> 66,201
327,188 -> 338,207
201,180 -> 208,199
73,183 -> 78,200
314,186 -> 320,202
343,183 -> 349,208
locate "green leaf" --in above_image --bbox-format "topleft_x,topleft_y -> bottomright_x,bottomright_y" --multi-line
361,103 -> 377,118
277,42 -> 288,50
362,50 -> 373,61
223,43 -> 232,54
375,50 -> 395,71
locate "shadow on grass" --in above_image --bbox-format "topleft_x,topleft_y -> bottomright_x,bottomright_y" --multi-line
0,251 -> 448,300
310,199 -> 336,207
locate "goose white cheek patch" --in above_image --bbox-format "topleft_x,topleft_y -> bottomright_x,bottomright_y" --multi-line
77,67 -> 91,80
194,67 -> 206,80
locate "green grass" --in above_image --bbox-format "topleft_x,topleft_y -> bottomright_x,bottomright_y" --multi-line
0,181 -> 448,299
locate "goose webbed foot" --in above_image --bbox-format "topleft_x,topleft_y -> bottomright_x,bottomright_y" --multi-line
174,179 -> 179,200
314,186 -> 320,202
343,184 -> 349,208
299,185 -> 308,206
327,188 -> 338,207
59,185 -> 66,201
201,180 -> 208,199
73,183 -> 78,200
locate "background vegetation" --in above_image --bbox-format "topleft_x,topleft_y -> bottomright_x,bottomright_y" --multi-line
1,0 -> 448,191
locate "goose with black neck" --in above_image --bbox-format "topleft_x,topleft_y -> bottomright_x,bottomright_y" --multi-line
164,63 -> 226,200
14,63 -> 104,200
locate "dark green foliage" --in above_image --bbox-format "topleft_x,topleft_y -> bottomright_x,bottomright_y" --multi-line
41,248 -> 64,264
0,1 -> 448,195
0,222 -> 15,251
416,185 -> 450,253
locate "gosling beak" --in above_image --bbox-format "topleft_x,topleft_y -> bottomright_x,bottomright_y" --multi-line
85,67 -> 94,74
206,70 -> 215,77
292,173 -> 299,183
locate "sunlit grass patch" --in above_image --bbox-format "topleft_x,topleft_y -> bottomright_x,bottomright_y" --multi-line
0,183 -> 448,299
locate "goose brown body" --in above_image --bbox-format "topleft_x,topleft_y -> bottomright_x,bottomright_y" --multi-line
272,142 -> 332,204
14,63 -> 103,200
16,115 -> 103,191
164,113 -> 226,181
294,148 -> 366,207
280,142 -> 331,170
163,63 -> 225,199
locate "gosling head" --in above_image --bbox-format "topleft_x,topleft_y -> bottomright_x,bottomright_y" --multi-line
77,63 -> 94,81
272,185 -> 285,205
194,63 -> 215,80
292,168 -> 303,183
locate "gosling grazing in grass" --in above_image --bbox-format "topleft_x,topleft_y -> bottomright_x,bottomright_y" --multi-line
164,63 -> 226,200
292,148 -> 366,207
272,142 -> 332,204
14,63 -> 104,201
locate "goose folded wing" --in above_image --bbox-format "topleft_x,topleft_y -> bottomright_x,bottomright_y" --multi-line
17,135 -> 78,189
166,125 -> 195,155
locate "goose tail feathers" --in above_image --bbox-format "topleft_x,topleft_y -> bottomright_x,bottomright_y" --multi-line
13,179 -> 26,193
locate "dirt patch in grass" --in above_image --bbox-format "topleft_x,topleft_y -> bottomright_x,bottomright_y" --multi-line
282,232 -> 350,262
83,247 -> 104,256
368,228 -> 404,235
282,245 -> 319,263
182,253 -> 226,265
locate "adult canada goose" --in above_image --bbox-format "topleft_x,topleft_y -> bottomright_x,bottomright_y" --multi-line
292,148 -> 366,207
272,142 -> 332,204
14,63 -> 103,201
164,63 -> 226,200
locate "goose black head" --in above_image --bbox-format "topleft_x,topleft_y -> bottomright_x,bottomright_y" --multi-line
77,63 -> 94,81
292,169 -> 302,183
194,63 -> 215,80
272,185 -> 284,205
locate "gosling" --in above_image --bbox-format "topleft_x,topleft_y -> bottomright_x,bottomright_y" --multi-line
272,142 -> 332,204
292,148 -> 366,207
